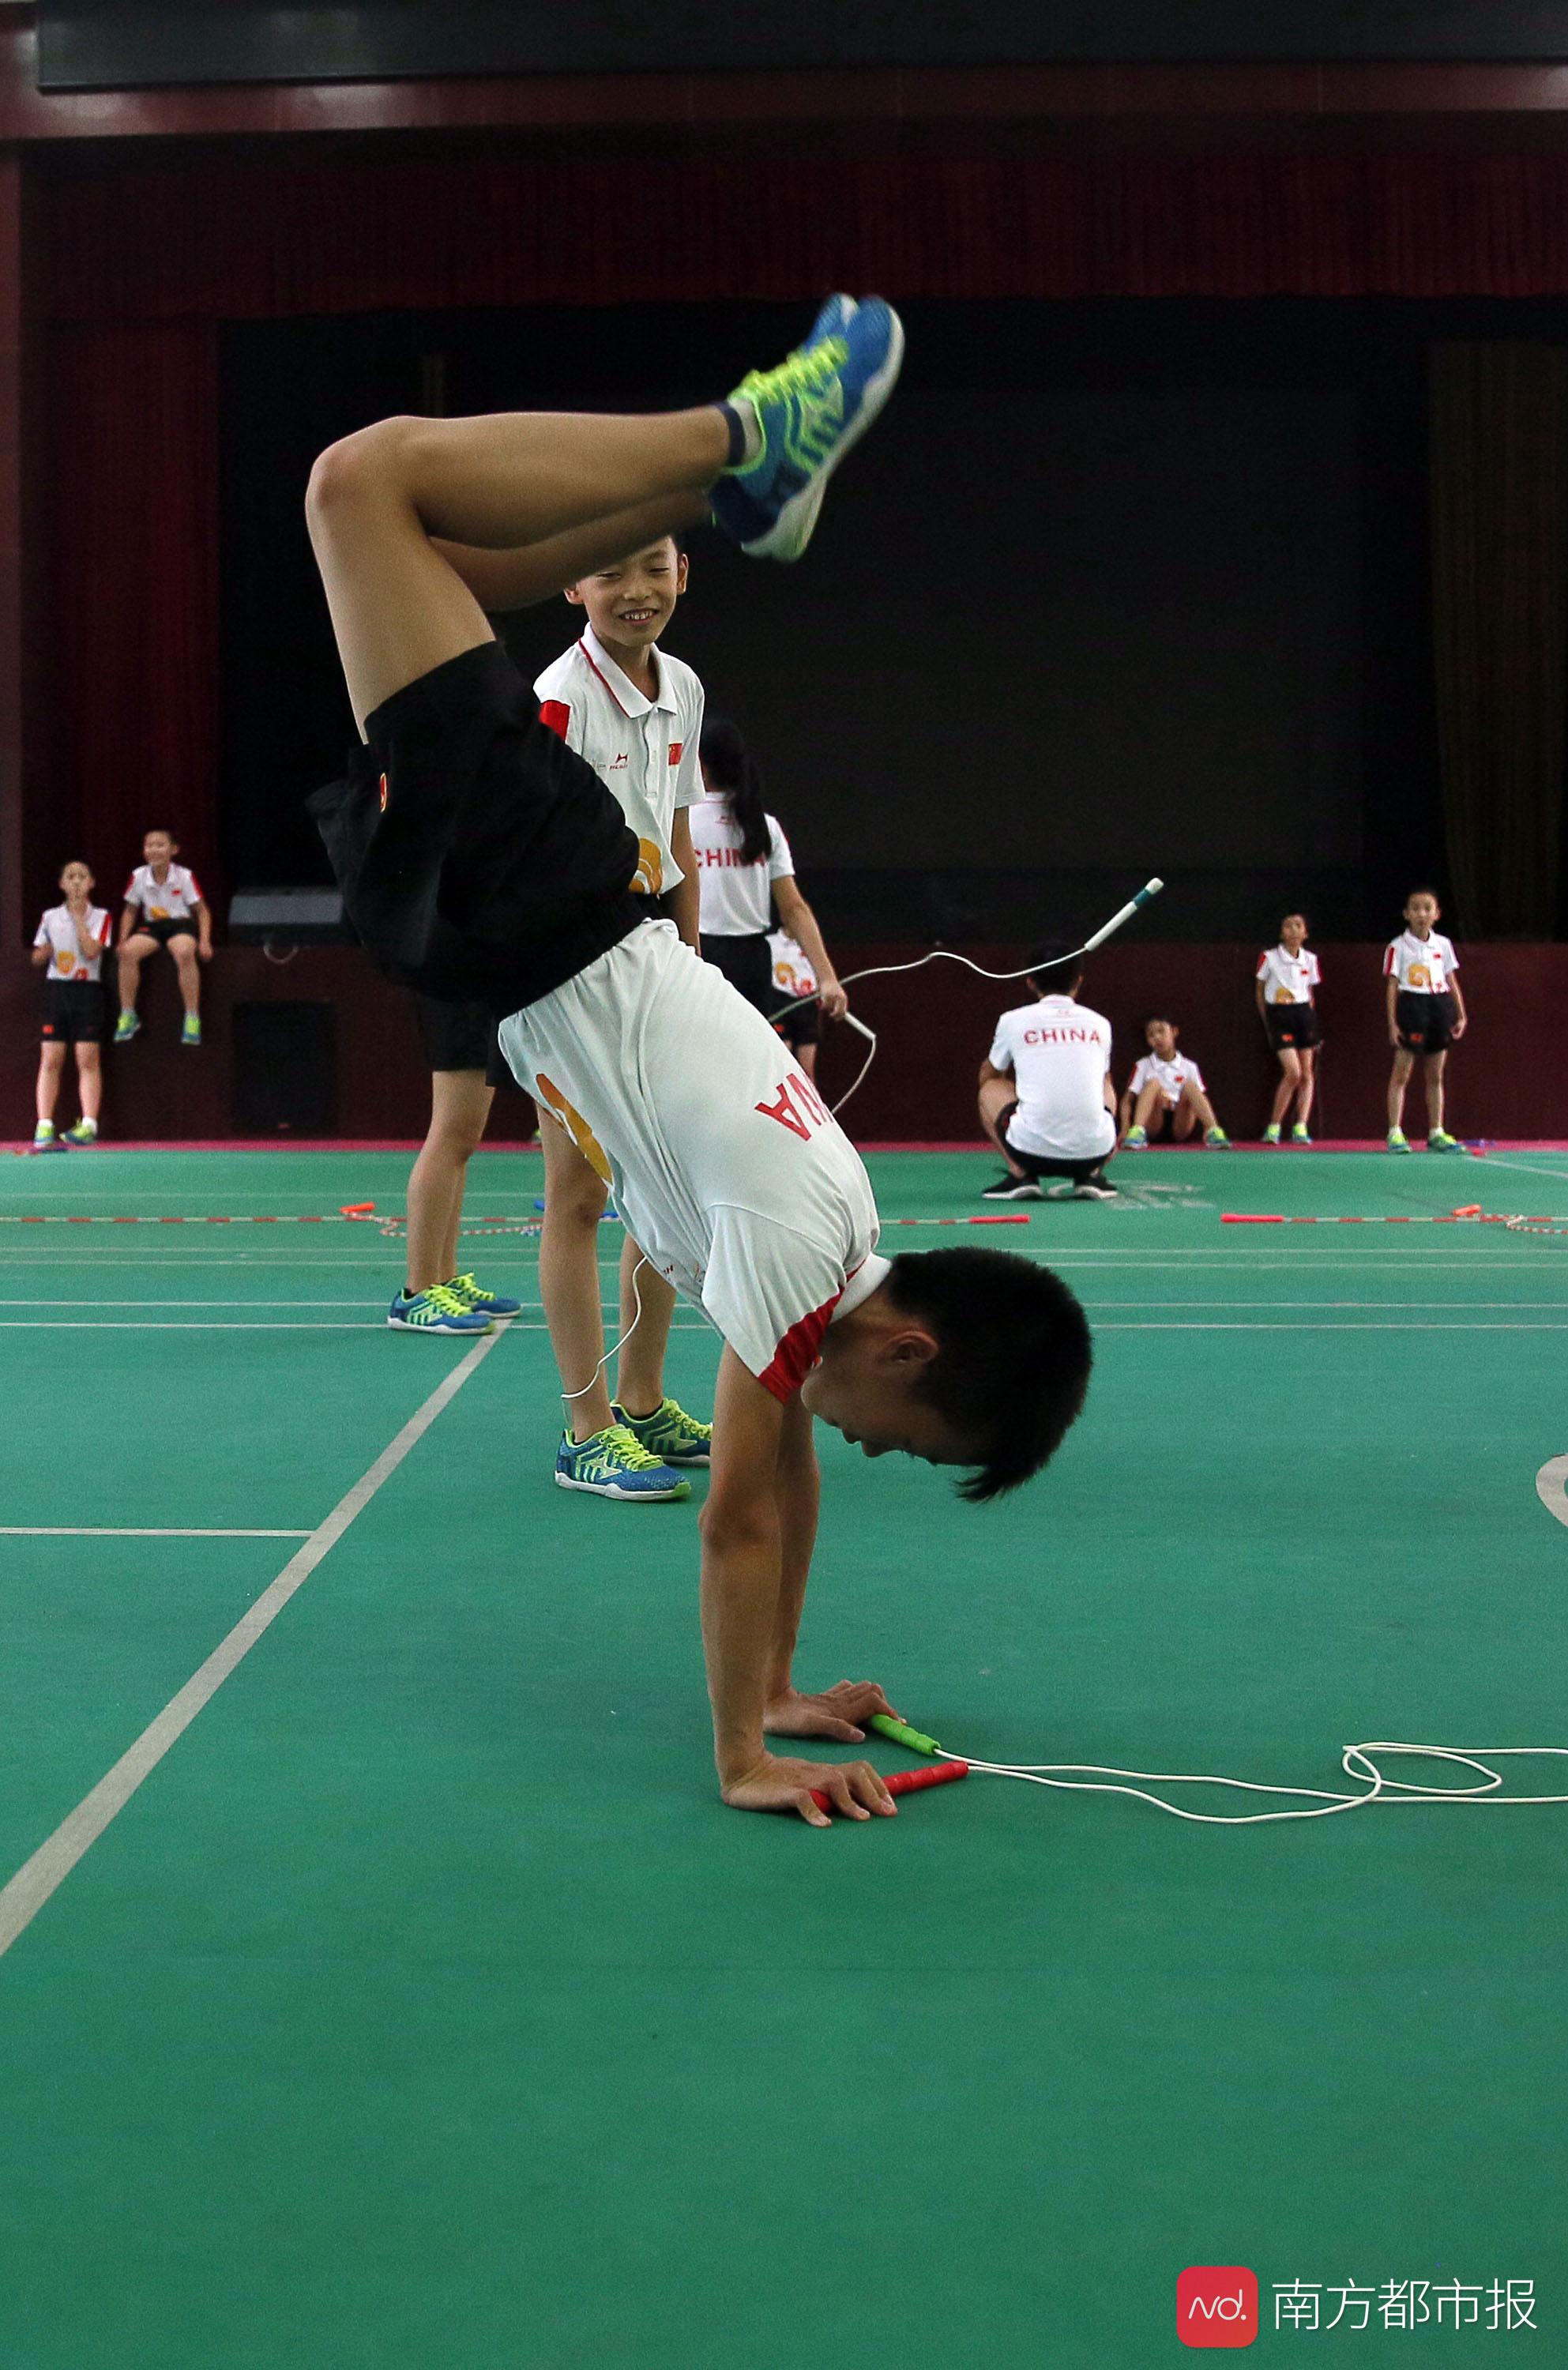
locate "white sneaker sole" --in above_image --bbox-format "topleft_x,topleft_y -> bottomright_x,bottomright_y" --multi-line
745,305 -> 906,561
386,1314 -> 491,1334
553,1471 -> 688,1501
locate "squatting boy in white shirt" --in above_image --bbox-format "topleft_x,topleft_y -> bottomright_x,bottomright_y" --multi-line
977,952 -> 1118,1201
308,296 -> 1092,1826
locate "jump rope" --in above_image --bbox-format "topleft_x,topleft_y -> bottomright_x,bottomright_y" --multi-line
561,878 -> 1168,1410
551,877 -> 1566,1829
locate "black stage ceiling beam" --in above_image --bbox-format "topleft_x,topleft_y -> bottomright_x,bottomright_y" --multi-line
36,2 -> 1568,92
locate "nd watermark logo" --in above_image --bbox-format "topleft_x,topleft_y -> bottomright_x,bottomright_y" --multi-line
1178,2267 -> 1259,2347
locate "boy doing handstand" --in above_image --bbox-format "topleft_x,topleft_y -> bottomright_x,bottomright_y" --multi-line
306,299 -> 1092,1824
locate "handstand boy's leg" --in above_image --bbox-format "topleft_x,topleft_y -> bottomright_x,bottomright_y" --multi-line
306,408 -> 728,730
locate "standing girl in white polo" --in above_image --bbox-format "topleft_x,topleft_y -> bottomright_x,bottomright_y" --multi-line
689,717 -> 847,1036
1255,911 -> 1322,1144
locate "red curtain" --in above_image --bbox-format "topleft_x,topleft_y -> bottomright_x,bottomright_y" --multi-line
39,145 -> 1568,920
40,150 -> 1568,324
48,322 -> 220,903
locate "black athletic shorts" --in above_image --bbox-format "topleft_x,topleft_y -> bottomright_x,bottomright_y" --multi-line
41,979 -> 106,1044
1264,1002 -> 1322,1052
137,916 -> 197,948
1396,989 -> 1459,1054
413,992 -> 511,1087
308,641 -> 646,1017
998,1102 -> 1112,1183
776,996 -> 821,1051
705,932 -> 775,1019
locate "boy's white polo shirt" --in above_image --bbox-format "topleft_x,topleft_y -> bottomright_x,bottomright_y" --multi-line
534,626 -> 702,897
690,792 -> 795,935
498,921 -> 881,1401
988,995 -> 1115,1161
1257,945 -> 1322,1006
35,903 -> 111,982
124,863 -> 203,921
1383,930 -> 1459,995
1130,1050 -> 1205,1104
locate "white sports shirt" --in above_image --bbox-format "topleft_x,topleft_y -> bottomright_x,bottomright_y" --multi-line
1257,945 -> 1322,1006
989,995 -> 1115,1162
689,791 -> 795,935
1384,930 -> 1459,995
124,862 -> 203,921
35,903 -> 111,983
498,921 -> 882,1400
1129,1050 -> 1205,1104
534,627 -> 702,897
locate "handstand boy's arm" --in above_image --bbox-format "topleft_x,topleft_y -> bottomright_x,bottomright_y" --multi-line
701,1347 -> 893,1826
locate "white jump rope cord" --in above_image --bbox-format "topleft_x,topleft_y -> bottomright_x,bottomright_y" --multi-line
772,878 -> 1167,1117
938,1742 -> 1568,1826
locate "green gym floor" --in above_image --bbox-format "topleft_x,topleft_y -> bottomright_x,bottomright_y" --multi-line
2,1144 -> 1566,2367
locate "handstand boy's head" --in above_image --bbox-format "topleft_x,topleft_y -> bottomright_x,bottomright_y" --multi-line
799,1247 -> 1092,1500
564,535 -> 687,662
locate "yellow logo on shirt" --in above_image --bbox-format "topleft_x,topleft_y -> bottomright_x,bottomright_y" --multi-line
55,950 -> 74,976
1408,961 -> 1431,990
1273,987 -> 1294,1003
629,838 -> 663,897
536,1073 -> 612,1185
149,905 -> 170,921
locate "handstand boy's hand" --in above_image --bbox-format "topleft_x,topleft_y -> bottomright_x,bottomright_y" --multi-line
764,1680 -> 904,1742
721,1751 -> 896,1826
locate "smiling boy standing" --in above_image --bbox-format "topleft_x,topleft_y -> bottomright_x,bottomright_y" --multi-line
529,540 -> 711,1497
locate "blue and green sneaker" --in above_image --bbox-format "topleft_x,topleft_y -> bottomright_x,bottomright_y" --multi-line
1122,1125 -> 1149,1149
1291,1123 -> 1312,1144
1387,1127 -> 1412,1153
64,1119 -> 99,1145
555,1424 -> 690,1502
612,1396 -> 713,1468
447,1271 -> 522,1321
1427,1129 -> 1463,1152
180,1013 -> 201,1047
32,1120 -> 62,1153
1204,1126 -> 1231,1148
711,295 -> 904,561
387,1283 -> 492,1334
113,1010 -> 140,1044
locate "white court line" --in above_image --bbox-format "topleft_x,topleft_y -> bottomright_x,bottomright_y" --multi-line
0,1322 -> 505,1961
0,1321 -> 388,1330
1466,1154 -> 1568,1184
0,1526 -> 311,1538
1536,1454 -> 1568,1530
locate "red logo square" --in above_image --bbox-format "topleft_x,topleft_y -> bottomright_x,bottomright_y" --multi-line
1178,2267 -> 1258,2347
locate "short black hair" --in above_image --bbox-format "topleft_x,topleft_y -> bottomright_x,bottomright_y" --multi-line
1143,1012 -> 1175,1031
1025,940 -> 1084,995
885,1248 -> 1092,1502
1404,883 -> 1441,904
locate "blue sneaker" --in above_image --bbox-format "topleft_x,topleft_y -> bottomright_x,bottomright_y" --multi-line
612,1396 -> 713,1467
711,295 -> 904,561
387,1284 -> 492,1334
446,1270 -> 522,1320
555,1425 -> 690,1502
